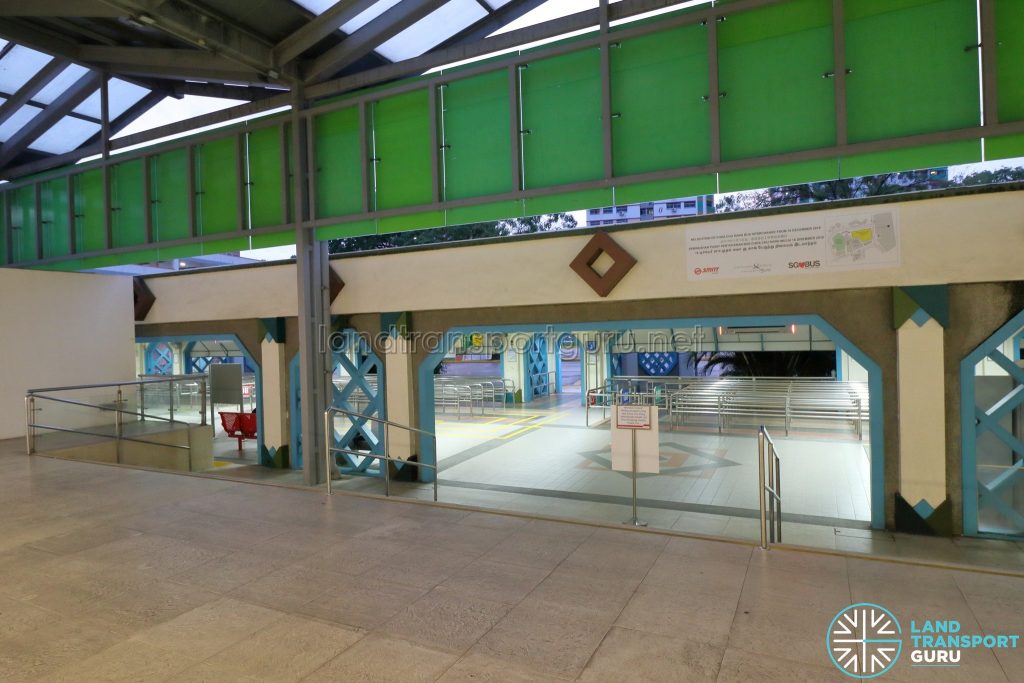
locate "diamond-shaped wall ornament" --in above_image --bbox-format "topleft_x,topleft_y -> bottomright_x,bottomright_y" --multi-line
569,231 -> 637,297
132,277 -> 156,321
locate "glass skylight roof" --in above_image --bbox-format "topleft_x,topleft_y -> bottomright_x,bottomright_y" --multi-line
0,104 -> 41,142
0,46 -> 53,94
376,0 -> 487,61
340,0 -> 403,34
33,64 -> 90,105
29,115 -> 101,154
74,78 -> 150,120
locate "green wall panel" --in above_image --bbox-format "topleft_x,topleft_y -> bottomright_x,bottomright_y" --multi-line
151,149 -> 190,243
996,0 -> 1024,122
521,48 -> 604,189
614,175 -> 717,205
525,188 -> 612,216
841,140 -> 980,178
201,237 -> 250,254
719,0 -> 834,160
442,70 -> 514,200
986,133 -> 1024,161
844,0 -> 979,142
195,137 -> 240,236
0,194 -> 7,264
74,169 -> 105,254
316,220 -> 376,241
611,24 -> 710,175
372,90 -> 434,210
250,231 -> 295,249
248,126 -> 285,229
314,106 -> 363,218
10,186 -> 37,263
445,200 -> 525,227
378,210 -> 445,234
720,158 -> 839,193
40,179 -> 71,259
111,159 -> 146,248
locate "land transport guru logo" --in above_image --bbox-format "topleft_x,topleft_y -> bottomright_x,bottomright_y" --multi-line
826,602 -> 1021,678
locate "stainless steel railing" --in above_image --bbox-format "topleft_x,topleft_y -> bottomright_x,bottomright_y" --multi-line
324,406 -> 438,501
757,425 -> 782,549
25,375 -> 207,465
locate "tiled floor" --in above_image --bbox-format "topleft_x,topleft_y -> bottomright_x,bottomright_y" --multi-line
1,438 -> 1022,682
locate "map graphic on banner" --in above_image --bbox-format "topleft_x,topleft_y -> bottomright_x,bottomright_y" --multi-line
687,209 -> 900,280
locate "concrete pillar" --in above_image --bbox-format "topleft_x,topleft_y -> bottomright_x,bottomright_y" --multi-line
897,317 -> 947,511
260,338 -> 289,467
172,342 -> 184,375
383,334 -> 415,460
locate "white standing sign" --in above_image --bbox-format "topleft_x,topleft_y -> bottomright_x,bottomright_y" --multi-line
611,405 -> 660,474
687,208 -> 899,281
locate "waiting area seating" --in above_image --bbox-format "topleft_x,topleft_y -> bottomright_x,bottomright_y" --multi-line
434,376 -> 517,418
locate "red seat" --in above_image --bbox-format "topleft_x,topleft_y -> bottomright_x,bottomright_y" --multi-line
219,411 -> 258,450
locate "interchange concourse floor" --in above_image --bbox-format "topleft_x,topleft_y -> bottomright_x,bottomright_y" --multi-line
338,393 -> 875,550
1,437 -> 1022,682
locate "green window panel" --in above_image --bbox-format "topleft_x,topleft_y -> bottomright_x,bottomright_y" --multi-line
371,90 -> 434,211
111,159 -> 146,248
378,210 -> 444,234
74,169 -> 105,254
996,0 -> 1024,122
315,219 -> 376,242
248,126 -> 285,229
986,133 -> 1024,161
525,188 -> 612,217
719,158 -> 839,193
249,230 -> 295,250
195,137 -> 240,236
840,140 -> 980,178
611,24 -> 711,175
40,179 -> 71,259
151,149 -> 190,244
614,175 -> 717,206
521,48 -> 604,189
441,70 -> 514,201
314,107 -> 363,219
445,200 -> 525,227
844,0 -> 980,143
0,194 -> 7,264
9,186 -> 37,263
718,0 -> 834,161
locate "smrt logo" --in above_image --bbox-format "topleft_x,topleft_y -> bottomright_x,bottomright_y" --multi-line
693,266 -> 720,276
788,260 -> 822,270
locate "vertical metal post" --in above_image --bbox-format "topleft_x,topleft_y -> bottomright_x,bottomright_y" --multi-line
324,410 -> 333,494
774,444 -> 782,543
100,73 -> 111,160
599,0 -> 614,180
707,15 -> 722,165
199,377 -> 207,425
432,435 -> 438,502
186,145 -> 197,238
142,156 -> 153,244
115,386 -> 123,464
139,382 -> 146,422
358,102 -> 369,214
168,379 -> 175,423
509,64 -> 522,192
34,182 -> 43,260
236,134 -> 247,232
831,0 -> 848,146
383,422 -> 390,497
25,395 -> 35,454
428,85 -> 441,205
279,123 -> 292,225
979,0 -> 998,128
757,427 -> 767,549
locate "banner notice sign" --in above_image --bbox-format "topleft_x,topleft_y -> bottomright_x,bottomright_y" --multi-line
687,209 -> 899,281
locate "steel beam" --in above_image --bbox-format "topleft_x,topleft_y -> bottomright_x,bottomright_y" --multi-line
980,0 -> 998,128
0,70 -> 102,168
0,1 -> 125,16
77,45 -> 279,86
0,58 -> 70,130
600,0 -> 613,180
831,0 -> 847,146
274,0 -> 379,67
707,15 -> 721,165
303,0 -> 449,84
80,89 -> 168,149
435,0 -> 549,49
170,81 -> 288,101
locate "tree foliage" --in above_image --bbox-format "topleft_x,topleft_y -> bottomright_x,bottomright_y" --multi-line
328,213 -> 577,254
689,351 -> 836,378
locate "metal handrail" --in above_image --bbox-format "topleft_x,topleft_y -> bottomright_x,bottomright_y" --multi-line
324,406 -> 438,502
26,376 -> 208,461
757,425 -> 782,549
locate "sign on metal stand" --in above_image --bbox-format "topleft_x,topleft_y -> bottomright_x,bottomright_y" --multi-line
611,404 -> 660,527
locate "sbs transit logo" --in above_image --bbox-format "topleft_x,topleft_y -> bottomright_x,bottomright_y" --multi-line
693,266 -> 720,276
827,603 -> 902,678
788,259 -> 821,270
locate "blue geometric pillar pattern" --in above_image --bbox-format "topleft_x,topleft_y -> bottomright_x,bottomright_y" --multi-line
327,329 -> 386,478
145,342 -> 174,375
523,333 -> 549,401
639,352 -> 678,376
893,286 -> 951,535
961,309 -> 1024,538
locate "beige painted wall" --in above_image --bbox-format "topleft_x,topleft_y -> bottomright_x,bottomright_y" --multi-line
0,269 -> 135,440
897,318 -> 947,507
139,190 -> 1024,324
